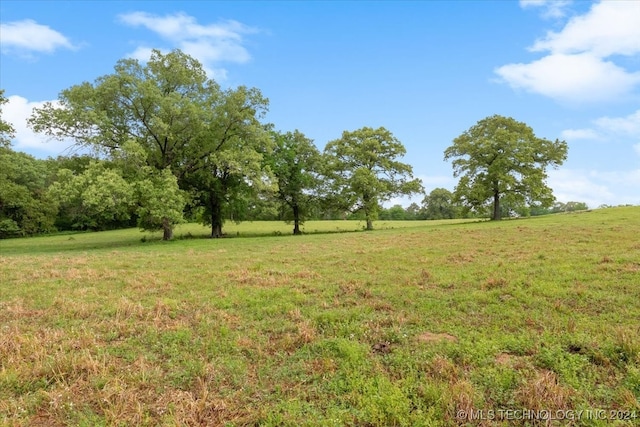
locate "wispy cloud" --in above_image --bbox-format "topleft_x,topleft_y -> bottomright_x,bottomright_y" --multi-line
519,0 -> 572,19
4,95 -> 75,155
594,110 -> 640,137
497,1 -> 640,104
497,53 -> 640,104
561,110 -> 640,141
118,12 -> 259,79
530,2 -> 640,57
556,110 -> 640,207
560,128 -> 599,141
548,168 -> 640,208
0,19 -> 78,56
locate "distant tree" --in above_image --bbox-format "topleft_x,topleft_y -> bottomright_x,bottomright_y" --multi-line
551,201 -> 589,213
323,126 -> 423,230
405,202 -> 422,220
444,115 -> 568,220
0,148 -> 58,237
48,152 -> 186,236
265,130 -> 322,234
387,204 -> 407,220
422,188 -> 459,220
0,90 -> 15,148
47,161 -> 137,231
529,205 -> 552,216
245,193 -> 280,221
499,192 -> 532,218
45,155 -> 94,183
134,167 -> 187,237
564,201 -> 589,212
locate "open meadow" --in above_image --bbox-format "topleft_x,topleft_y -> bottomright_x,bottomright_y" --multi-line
1,209 -> 639,426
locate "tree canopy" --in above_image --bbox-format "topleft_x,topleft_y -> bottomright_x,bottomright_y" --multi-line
444,115 -> 568,220
29,49 -> 269,239
0,148 -> 58,237
323,126 -> 423,230
422,188 -> 459,220
1,48 -> 583,239
266,130 -> 322,234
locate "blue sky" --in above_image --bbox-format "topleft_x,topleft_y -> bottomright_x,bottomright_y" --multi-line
1,0 -> 639,208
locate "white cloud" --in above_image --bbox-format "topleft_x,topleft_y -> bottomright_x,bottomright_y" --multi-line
4,95 -> 75,155
531,1 -> 640,57
548,168 -> 640,208
0,20 -> 77,55
560,109 -> 640,142
560,128 -> 599,141
594,110 -> 640,137
126,46 -> 156,63
496,53 -> 640,104
118,12 -> 258,79
497,1 -> 640,104
417,174 -> 456,191
520,0 -> 572,19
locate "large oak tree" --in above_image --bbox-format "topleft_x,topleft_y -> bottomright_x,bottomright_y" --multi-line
444,115 -> 568,220
29,49 -> 268,239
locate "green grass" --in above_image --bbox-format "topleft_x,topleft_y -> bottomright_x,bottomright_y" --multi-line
1,210 -> 639,426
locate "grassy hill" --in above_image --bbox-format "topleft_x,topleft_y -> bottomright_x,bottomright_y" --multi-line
1,208 -> 639,426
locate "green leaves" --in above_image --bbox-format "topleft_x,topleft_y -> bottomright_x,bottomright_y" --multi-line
266,130 -> 322,233
28,49 -> 269,238
445,115 -> 568,220
0,90 -> 15,148
47,162 -> 136,230
323,127 -> 423,230
422,188 -> 460,220
135,167 -> 186,234
46,161 -> 186,236
0,148 -> 58,237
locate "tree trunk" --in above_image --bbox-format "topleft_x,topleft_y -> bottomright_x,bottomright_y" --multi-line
363,193 -> 374,230
162,217 -> 173,240
211,223 -> 223,238
492,191 -> 501,220
293,205 -> 301,235
209,191 -> 223,238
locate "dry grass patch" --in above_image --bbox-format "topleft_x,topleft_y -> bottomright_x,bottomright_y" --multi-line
483,276 -> 509,290
515,370 -> 573,412
448,379 -> 478,424
417,332 -> 458,343
428,356 -> 460,383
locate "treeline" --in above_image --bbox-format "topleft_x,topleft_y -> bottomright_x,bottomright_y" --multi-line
0,141 -> 593,240
1,50 -> 595,240
0,49 -> 425,240
376,195 -> 592,221
0,135 -> 423,238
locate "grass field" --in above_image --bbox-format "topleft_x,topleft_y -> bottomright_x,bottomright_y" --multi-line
1,210 -> 639,426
